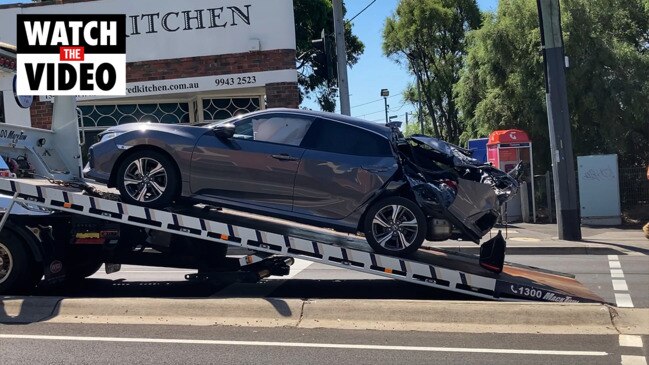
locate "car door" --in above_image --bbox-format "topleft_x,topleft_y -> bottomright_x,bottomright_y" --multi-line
292,118 -> 399,220
190,113 -> 314,211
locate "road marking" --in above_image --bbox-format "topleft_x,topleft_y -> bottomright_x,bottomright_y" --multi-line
614,293 -> 635,308
611,269 -> 625,278
619,335 -> 643,348
608,255 -> 634,308
612,279 -> 629,291
0,334 -> 608,356
621,355 -> 647,365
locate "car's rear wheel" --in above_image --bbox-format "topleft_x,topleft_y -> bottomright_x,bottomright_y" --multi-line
116,150 -> 179,208
363,197 -> 427,256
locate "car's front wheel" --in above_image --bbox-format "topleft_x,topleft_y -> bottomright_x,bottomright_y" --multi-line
363,197 -> 427,256
116,150 -> 179,208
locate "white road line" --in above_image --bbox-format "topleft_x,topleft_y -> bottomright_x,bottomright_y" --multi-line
0,334 -> 609,356
611,269 -> 625,278
614,293 -> 635,308
608,255 -> 635,308
612,280 -> 629,291
619,335 -> 644,348
621,355 -> 648,365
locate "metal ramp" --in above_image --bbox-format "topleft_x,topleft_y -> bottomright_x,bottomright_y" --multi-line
0,178 -> 604,303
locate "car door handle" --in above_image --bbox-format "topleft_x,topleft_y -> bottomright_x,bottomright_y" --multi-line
271,154 -> 299,161
361,165 -> 389,173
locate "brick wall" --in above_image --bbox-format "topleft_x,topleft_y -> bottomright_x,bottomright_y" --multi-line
266,82 -> 300,109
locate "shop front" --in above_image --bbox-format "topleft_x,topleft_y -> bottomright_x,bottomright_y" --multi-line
0,0 -> 299,148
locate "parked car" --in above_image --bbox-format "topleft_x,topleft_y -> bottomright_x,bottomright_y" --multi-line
85,108 -> 520,256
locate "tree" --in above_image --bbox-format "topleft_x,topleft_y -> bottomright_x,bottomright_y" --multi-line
383,0 -> 481,144
456,0 -> 649,170
294,0 -> 364,111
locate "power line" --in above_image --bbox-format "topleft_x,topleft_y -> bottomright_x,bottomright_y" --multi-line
351,94 -> 400,109
347,0 -> 377,23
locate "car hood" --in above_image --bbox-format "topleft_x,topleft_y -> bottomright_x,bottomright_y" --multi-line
101,122 -> 211,141
406,135 -> 482,168
105,123 -> 209,134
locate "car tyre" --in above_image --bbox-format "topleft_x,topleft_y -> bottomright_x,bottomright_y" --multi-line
116,150 -> 179,208
363,197 -> 427,257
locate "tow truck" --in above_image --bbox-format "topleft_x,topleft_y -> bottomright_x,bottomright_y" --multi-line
0,42 -> 603,303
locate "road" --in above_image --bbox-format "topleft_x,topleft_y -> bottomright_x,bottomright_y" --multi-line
0,322 -> 646,365
31,252 -> 648,308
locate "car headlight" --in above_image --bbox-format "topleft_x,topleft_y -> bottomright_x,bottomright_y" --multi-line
98,131 -> 122,142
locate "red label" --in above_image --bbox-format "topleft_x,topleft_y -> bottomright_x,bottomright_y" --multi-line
59,46 -> 85,61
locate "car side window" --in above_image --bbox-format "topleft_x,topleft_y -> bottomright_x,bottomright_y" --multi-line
233,118 -> 254,139
301,119 -> 393,157
233,115 -> 313,146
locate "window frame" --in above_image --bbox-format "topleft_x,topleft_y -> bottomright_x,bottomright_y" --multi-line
229,112 -> 315,148
300,117 -> 393,157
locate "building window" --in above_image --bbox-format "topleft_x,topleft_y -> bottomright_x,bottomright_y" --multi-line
202,97 -> 261,122
78,102 -> 190,128
0,92 -> 5,124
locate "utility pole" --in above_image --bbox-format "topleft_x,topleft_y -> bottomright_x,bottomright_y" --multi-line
405,112 -> 409,126
416,77 -> 424,134
537,0 -> 581,240
332,0 -> 351,116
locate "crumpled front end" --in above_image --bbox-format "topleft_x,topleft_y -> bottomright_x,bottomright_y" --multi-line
397,135 -> 521,244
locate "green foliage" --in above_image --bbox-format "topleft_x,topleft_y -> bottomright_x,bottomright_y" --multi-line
383,0 -> 481,144
294,0 -> 364,111
456,0 -> 649,170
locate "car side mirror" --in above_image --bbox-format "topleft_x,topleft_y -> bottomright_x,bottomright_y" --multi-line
213,123 -> 235,139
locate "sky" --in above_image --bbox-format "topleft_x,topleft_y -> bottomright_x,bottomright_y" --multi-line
325,0 -> 499,124
0,0 -> 499,125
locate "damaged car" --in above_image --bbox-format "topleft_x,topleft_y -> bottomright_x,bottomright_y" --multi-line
85,108 -> 520,259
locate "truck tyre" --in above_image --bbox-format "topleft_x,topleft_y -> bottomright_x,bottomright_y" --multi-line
116,149 -> 179,208
363,197 -> 427,257
0,231 -> 39,294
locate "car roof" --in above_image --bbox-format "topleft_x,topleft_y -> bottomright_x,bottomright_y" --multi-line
249,108 -> 392,138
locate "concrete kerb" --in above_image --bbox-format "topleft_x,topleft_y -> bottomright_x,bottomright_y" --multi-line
2,297 -> 648,335
48,298 -> 304,327
0,296 -> 62,323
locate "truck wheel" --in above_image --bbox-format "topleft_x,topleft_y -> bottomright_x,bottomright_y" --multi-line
363,197 -> 427,257
116,150 -> 179,208
0,231 -> 39,294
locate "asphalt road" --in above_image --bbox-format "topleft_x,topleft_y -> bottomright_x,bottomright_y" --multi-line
0,322 -> 646,365
28,252 -> 649,308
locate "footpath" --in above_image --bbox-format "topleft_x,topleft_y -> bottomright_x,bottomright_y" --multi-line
433,223 -> 649,256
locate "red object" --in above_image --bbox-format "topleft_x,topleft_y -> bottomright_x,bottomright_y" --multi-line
60,46 -> 85,61
498,148 -> 518,161
487,129 -> 530,145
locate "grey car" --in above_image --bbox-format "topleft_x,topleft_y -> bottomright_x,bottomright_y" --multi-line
85,108 -> 519,257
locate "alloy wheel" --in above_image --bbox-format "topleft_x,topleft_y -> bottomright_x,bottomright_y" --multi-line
371,204 -> 419,251
0,242 -> 13,285
123,157 -> 168,203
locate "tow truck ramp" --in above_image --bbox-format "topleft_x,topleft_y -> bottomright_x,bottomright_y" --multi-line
0,178 -> 604,303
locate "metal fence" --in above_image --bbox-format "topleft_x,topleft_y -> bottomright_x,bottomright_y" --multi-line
532,167 -> 648,222
619,167 -> 649,209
